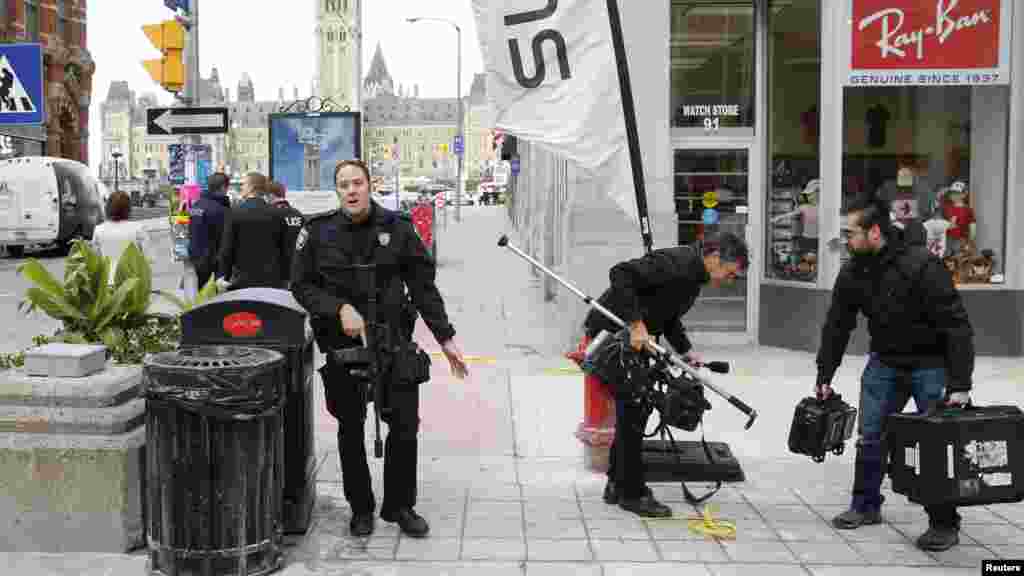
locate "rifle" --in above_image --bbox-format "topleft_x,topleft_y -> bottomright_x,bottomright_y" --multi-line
331,263 -> 387,458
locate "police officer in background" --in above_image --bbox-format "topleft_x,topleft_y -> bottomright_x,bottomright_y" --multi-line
291,159 -> 468,538
816,193 -> 973,552
585,232 -> 748,517
188,172 -> 231,289
268,180 -> 304,288
218,172 -> 290,289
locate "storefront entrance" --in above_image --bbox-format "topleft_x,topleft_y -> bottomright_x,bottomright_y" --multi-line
674,147 -> 753,335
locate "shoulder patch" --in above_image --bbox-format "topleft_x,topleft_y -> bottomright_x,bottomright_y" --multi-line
295,227 -> 310,252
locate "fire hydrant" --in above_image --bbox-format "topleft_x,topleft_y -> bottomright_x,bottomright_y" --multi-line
566,335 -> 616,472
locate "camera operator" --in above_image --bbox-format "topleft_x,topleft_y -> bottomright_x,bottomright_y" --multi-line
585,232 -> 748,517
815,193 -> 974,552
291,159 -> 468,539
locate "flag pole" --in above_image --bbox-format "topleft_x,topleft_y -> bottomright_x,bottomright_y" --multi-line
605,0 -> 653,255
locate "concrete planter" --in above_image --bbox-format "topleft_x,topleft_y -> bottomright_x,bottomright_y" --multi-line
0,363 -> 145,553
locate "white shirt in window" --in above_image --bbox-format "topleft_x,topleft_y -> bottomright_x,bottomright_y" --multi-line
923,218 -> 953,259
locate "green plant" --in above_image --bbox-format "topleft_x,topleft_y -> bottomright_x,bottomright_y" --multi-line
153,275 -> 224,313
17,240 -> 154,351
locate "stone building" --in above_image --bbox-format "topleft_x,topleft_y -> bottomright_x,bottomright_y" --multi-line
0,0 -> 94,163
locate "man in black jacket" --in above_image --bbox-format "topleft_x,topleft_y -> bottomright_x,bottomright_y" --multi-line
292,159 -> 468,539
188,172 -> 231,289
585,232 -> 748,517
816,194 -> 974,552
219,172 -> 290,289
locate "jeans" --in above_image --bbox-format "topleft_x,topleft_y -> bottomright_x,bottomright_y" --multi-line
853,353 -> 961,529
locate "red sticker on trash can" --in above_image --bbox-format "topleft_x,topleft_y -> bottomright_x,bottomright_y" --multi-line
223,312 -> 262,337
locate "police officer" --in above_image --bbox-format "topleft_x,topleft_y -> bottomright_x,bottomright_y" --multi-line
291,159 -> 468,538
816,193 -> 974,552
585,232 -> 748,517
218,172 -> 290,289
188,172 -> 231,290
268,180 -> 304,288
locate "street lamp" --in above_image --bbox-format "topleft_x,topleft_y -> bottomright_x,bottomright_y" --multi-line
407,16 -> 464,224
111,150 -> 123,194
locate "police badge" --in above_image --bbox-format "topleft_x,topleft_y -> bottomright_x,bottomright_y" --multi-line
378,232 -> 390,247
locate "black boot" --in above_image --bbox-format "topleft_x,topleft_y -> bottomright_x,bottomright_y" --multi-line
381,507 -> 430,538
349,511 -> 375,537
619,492 -> 671,518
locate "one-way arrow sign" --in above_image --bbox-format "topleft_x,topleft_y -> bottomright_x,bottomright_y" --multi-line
146,106 -> 228,136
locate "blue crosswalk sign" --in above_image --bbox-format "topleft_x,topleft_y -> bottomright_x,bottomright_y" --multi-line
0,43 -> 44,125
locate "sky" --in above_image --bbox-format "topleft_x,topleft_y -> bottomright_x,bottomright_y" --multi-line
86,0 -> 484,171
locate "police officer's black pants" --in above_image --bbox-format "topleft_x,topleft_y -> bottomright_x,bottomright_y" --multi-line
606,395 -> 650,500
323,361 -> 420,516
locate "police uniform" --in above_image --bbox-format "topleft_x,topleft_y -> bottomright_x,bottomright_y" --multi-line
290,202 -> 455,526
273,199 -> 305,287
219,196 -> 290,289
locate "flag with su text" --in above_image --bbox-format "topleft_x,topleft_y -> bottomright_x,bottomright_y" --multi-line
472,0 -> 636,223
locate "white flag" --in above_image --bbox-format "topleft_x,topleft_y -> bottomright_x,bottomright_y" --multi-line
472,0 -> 637,223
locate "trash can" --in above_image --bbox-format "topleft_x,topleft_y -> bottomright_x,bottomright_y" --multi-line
143,346 -> 286,576
180,288 -> 317,535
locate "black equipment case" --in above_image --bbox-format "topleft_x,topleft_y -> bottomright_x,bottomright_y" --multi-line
887,404 -> 1024,507
788,395 -> 858,462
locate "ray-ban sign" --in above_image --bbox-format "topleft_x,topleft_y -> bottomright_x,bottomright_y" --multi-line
845,0 -> 1011,86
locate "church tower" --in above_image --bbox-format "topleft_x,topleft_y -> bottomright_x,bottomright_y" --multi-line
315,0 -> 356,108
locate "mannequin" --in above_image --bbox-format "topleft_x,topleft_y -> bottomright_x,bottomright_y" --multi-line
942,181 -> 975,256
923,188 -> 953,258
771,179 -> 819,256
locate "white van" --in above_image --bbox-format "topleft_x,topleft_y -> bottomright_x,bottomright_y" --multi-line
0,156 -> 107,257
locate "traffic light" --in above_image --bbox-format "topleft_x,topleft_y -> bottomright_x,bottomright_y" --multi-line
142,20 -> 185,93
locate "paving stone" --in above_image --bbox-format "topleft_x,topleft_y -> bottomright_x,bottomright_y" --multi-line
589,539 -> 658,562
466,500 -> 523,519
756,504 -> 822,523
521,483 -> 576,501
526,562 -> 602,576
462,516 -> 524,539
808,567 -> 976,576
835,522 -> 912,544
786,541 -> 867,564
962,522 -> 1024,544
709,564 -> 809,576
524,517 -> 587,539
655,539 -> 729,562
958,506 -> 1012,525
988,545 -> 1024,560
773,521 -> 845,542
526,538 -> 592,561
720,540 -> 797,563
737,487 -> 803,505
460,538 -> 526,561
523,499 -> 582,521
467,483 -> 522,502
603,562 -> 711,575
395,537 -> 460,561
849,541 -> 938,565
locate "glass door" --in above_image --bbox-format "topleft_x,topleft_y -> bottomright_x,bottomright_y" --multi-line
674,148 -> 750,333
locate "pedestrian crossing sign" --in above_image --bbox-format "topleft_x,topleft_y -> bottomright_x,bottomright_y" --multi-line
0,43 -> 44,125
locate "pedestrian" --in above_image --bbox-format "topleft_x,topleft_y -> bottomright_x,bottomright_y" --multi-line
291,159 -> 468,538
585,231 -> 748,517
218,172 -> 290,290
188,172 -> 231,291
268,180 -> 304,288
815,193 -> 974,552
92,190 -> 151,275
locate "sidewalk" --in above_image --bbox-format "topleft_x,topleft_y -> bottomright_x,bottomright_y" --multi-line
4,206 -> 1023,575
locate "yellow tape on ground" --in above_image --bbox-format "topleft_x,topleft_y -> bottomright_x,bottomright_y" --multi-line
687,505 -> 736,540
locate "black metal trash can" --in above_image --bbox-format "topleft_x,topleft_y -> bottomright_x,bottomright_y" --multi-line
143,345 -> 287,576
180,288 -> 317,535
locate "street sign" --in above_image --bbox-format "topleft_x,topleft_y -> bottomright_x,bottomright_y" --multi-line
0,43 -> 45,125
511,156 -> 520,176
146,106 -> 228,136
454,135 -> 464,155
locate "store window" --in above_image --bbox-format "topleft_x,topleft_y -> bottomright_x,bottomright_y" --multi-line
841,86 -> 1009,284
765,0 -> 820,282
670,0 -> 756,130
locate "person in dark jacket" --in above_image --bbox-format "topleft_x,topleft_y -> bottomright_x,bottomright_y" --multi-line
816,193 -> 974,552
218,172 -> 290,290
584,232 -> 748,517
188,172 -> 231,289
291,159 -> 468,539
268,180 -> 304,288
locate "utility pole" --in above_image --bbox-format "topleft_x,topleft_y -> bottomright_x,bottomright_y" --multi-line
455,24 -> 463,223
181,0 -> 200,299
